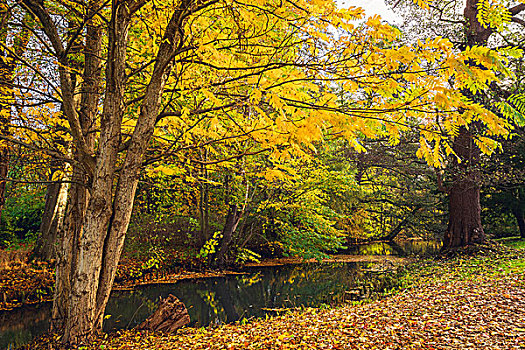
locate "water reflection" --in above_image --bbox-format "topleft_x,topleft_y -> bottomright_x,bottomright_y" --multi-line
104,261 -> 390,331
345,240 -> 441,256
0,303 -> 50,350
0,240 -> 439,349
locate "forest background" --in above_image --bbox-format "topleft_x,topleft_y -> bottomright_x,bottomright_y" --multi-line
0,0 -> 525,346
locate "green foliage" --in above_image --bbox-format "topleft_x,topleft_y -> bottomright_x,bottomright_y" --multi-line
197,231 -> 222,259
482,204 -> 519,238
125,245 -> 168,279
496,93 -> 525,127
258,165 -> 347,259
234,247 -> 261,264
0,187 -> 45,247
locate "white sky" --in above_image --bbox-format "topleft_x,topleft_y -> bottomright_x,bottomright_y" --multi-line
337,0 -> 402,24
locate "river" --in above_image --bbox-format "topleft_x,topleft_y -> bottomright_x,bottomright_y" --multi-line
0,240 -> 440,349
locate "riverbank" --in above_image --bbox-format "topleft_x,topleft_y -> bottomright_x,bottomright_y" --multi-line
0,249 -> 407,310
23,240 -> 525,349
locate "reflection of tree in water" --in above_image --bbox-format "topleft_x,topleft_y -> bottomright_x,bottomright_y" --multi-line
196,290 -> 221,325
347,240 -> 441,256
1,260 -> 404,347
213,279 -> 239,323
0,303 -> 51,349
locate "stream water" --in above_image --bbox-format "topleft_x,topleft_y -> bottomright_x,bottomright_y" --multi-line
0,240 -> 440,349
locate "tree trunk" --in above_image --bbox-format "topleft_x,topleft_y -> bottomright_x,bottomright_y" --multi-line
64,2 -> 190,343
443,126 -> 485,249
33,179 -> 68,261
0,120 -> 7,223
198,148 -> 210,247
516,213 -> 525,239
22,0 -> 199,344
511,204 -> 525,239
51,170 -> 90,333
215,204 -> 242,267
51,8 -> 102,335
443,0 -> 493,250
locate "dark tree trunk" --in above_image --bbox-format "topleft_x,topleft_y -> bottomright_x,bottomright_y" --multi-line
198,149 -> 210,247
215,204 -> 242,267
443,127 -> 485,249
382,206 -> 421,241
443,0 -> 494,250
512,208 -> 525,239
0,126 -> 7,223
517,214 -> 525,239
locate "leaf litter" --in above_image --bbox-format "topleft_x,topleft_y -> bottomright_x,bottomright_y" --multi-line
89,250 -> 525,350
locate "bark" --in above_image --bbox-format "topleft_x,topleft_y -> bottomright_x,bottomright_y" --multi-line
215,204 -> 242,267
33,179 -> 68,261
382,206 -> 421,241
22,0 -> 202,344
198,149 -> 210,247
92,2 -> 189,332
443,0 -> 494,249
52,8 -> 102,335
0,107 -> 7,223
62,2 -> 131,342
52,169 -> 91,333
463,0 -> 492,47
515,212 -> 525,239
137,294 -> 190,332
443,127 -> 485,249
511,188 -> 525,239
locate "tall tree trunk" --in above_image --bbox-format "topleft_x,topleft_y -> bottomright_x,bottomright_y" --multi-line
52,170 -> 89,332
511,188 -> 525,239
0,95 -> 7,223
23,0 -> 196,343
443,0 -> 493,249
443,127 -> 485,249
61,2 -> 130,341
198,148 -> 210,247
66,1 -> 190,343
51,8 -> 102,334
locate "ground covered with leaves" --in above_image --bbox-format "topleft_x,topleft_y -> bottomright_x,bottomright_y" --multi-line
27,242 -> 525,349
0,261 -> 54,309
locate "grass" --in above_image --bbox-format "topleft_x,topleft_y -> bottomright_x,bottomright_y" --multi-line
498,237 -> 525,249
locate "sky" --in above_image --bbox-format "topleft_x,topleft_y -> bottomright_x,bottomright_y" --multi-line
336,0 -> 402,24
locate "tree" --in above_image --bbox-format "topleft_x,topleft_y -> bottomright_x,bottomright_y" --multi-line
341,134 -> 446,242
389,0 -> 525,249
442,0 -> 525,248
4,0 -> 515,344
